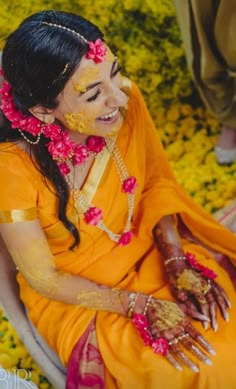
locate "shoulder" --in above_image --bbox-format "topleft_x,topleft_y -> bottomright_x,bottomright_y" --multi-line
0,142 -> 38,178
0,142 -> 41,209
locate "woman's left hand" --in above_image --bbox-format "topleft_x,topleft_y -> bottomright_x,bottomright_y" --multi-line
168,263 -> 231,331
152,216 -> 231,330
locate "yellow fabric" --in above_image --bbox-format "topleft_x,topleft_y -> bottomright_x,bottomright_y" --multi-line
174,0 -> 236,127
0,207 -> 37,223
0,82 -> 236,388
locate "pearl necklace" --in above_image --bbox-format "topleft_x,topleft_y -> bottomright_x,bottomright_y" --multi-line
65,138 -> 137,246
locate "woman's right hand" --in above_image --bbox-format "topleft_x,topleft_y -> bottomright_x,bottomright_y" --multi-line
144,298 -> 216,372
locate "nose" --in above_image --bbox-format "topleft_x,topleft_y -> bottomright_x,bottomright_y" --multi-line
106,84 -> 128,108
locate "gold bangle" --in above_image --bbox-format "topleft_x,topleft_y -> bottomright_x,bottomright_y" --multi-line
143,295 -> 152,316
127,292 -> 140,318
164,256 -> 186,265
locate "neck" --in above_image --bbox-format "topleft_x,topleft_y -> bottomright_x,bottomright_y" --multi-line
67,129 -> 90,144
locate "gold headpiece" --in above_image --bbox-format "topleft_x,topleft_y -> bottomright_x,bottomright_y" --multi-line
41,22 -> 89,44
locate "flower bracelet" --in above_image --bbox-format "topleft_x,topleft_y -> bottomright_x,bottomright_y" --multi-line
129,293 -> 169,356
164,252 -> 218,280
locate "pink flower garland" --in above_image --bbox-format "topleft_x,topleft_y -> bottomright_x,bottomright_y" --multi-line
0,74 -> 138,245
132,314 -> 169,356
0,79 -> 105,173
122,176 -> 138,194
84,207 -> 103,226
186,252 -> 217,279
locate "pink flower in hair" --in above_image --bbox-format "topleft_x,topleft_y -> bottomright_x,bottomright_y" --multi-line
58,162 -> 70,176
0,68 -> 4,77
152,338 -> 169,356
86,136 -> 106,154
122,176 -> 138,194
6,111 -> 23,127
86,39 -> 107,63
73,144 -> 89,166
84,207 -> 103,225
118,231 -> 133,246
0,81 -> 10,95
19,116 -> 42,136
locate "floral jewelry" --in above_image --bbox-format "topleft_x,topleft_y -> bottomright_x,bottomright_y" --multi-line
185,252 -> 217,279
132,314 -> 169,356
0,79 -> 105,174
65,138 -> 138,246
41,22 -> 107,63
0,75 -> 138,246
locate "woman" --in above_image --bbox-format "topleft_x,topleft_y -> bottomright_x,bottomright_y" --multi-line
173,0 -> 236,164
0,10 -> 235,388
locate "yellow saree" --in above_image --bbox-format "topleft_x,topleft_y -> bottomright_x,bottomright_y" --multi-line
0,81 -> 236,388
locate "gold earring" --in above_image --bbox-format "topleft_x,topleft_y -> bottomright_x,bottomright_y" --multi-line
43,115 -> 54,124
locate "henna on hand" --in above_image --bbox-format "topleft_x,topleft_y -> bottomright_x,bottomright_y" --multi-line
144,298 -> 215,372
153,216 -> 231,330
170,267 -> 231,330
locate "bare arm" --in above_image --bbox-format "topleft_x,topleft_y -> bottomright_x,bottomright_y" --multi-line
0,219 -> 132,314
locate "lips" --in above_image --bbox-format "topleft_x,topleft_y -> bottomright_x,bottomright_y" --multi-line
97,108 -> 119,122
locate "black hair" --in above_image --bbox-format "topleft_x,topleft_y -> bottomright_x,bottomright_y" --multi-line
1,10 -> 105,248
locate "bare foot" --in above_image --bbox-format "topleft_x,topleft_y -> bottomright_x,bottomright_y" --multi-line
217,125 -> 236,149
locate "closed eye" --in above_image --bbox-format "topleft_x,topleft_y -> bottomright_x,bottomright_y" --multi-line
112,65 -> 122,78
86,89 -> 101,102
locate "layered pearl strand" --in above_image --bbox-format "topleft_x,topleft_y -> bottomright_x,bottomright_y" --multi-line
65,138 -> 137,245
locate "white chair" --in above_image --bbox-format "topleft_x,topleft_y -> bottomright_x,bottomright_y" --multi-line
0,235 -> 67,389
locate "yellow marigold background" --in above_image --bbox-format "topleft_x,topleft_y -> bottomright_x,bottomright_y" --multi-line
0,0 -> 235,388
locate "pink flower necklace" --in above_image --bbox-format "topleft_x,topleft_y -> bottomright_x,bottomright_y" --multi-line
0,77 -> 138,246
0,79 -> 104,174
66,138 -> 138,246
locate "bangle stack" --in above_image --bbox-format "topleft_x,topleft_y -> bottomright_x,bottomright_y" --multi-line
164,256 -> 186,266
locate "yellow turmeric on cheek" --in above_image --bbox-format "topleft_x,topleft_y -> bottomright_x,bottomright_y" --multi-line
64,111 -> 97,134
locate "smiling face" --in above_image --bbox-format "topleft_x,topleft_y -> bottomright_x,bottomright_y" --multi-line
51,49 -> 128,139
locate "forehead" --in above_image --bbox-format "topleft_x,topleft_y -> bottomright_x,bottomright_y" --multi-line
68,47 -> 116,91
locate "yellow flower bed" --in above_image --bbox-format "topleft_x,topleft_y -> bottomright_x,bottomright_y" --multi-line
0,313 -> 52,388
160,104 -> 236,213
0,1 -> 235,388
